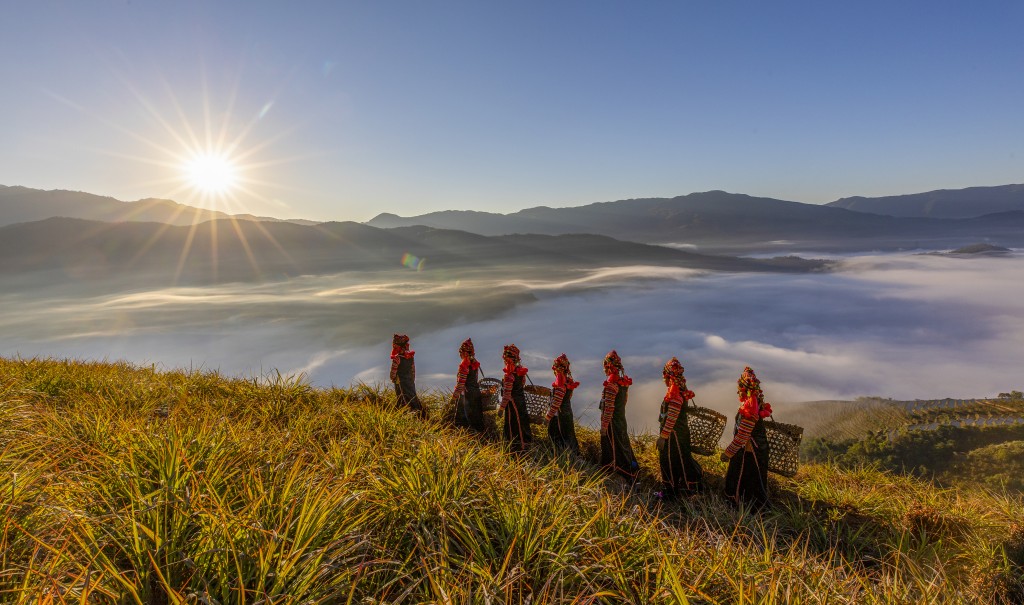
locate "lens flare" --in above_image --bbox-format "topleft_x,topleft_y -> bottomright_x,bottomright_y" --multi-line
401,252 -> 426,271
183,152 -> 238,195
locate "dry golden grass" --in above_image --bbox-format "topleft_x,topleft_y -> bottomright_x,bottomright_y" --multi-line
1,357 -> 1021,603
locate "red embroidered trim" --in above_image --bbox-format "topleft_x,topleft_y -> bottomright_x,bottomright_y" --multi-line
600,381 -> 618,429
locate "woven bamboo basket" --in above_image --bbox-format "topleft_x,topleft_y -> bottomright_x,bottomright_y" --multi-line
763,419 -> 804,477
686,404 -> 727,456
478,379 -> 550,423
523,384 -> 552,424
478,377 -> 501,411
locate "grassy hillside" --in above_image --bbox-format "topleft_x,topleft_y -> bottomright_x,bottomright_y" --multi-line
1,357 -> 1022,603
803,397 -> 1024,494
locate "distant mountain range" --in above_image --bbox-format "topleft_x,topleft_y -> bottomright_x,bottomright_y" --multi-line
0,217 -> 825,293
4,183 -> 1023,256
368,189 -> 1024,251
0,185 -> 316,228
828,184 -> 1024,218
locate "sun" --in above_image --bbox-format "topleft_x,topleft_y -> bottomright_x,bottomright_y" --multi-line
183,152 -> 239,196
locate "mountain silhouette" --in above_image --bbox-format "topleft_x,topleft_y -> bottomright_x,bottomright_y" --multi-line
368,190 -> 1024,250
827,184 -> 1024,218
0,217 -> 825,292
0,185 -> 315,228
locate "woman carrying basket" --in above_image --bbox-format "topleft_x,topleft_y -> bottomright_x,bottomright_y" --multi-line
599,350 -> 639,481
545,353 -> 580,455
450,338 -> 486,433
656,358 -> 705,499
390,333 -> 428,419
499,343 -> 533,453
721,366 -> 773,509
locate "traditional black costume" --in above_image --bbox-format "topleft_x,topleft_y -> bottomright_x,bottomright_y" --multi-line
390,334 -> 427,419
599,350 -> 639,481
450,338 -> 485,433
723,366 -> 772,509
499,344 -> 533,452
545,353 -> 580,455
657,357 -> 704,499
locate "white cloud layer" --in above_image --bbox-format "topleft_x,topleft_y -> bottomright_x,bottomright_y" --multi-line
3,253 -> 1023,432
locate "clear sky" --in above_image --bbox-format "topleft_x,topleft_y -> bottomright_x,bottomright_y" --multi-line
1,1 -> 1022,221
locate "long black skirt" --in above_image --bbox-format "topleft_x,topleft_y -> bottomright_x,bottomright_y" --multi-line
723,446 -> 770,510
659,425 -> 704,499
547,390 -> 579,455
503,394 -> 533,452
601,387 -> 639,480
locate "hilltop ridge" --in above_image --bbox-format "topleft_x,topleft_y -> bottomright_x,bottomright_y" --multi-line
0,216 -> 828,293
366,189 -> 1024,252
0,184 -> 316,228
829,184 -> 1024,218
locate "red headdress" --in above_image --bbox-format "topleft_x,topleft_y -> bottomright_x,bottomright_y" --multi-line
502,343 -> 521,364
458,338 -> 479,371
551,353 -> 579,389
737,366 -> 772,419
603,350 -> 623,373
663,357 -> 694,401
602,350 -> 631,386
552,353 -> 571,376
502,343 -> 528,376
391,333 -> 414,359
662,357 -> 684,383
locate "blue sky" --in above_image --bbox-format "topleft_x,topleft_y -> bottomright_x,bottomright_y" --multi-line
1,1 -> 1021,220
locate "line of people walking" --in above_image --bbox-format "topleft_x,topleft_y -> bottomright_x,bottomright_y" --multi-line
390,334 -> 773,509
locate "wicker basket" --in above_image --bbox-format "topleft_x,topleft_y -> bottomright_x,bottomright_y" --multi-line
763,419 -> 804,477
523,384 -> 552,424
478,378 -> 501,411
480,377 -> 552,424
686,404 -> 727,456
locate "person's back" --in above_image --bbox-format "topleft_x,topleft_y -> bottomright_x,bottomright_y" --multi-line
722,366 -> 772,509
390,334 -> 426,419
599,350 -> 638,481
500,344 -> 532,452
451,338 -> 485,433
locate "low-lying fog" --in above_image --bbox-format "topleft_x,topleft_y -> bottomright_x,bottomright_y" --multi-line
3,253 -> 1022,432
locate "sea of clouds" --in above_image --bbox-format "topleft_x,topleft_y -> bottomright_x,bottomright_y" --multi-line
3,252 -> 1022,431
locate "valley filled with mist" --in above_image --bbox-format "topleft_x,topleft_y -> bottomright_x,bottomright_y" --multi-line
4,244 -> 1021,432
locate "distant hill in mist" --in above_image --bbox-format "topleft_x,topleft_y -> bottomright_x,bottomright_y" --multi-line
6,183 -> 1024,254
828,184 -> 1024,218
368,190 -> 1024,251
0,185 -> 316,228
0,217 -> 825,292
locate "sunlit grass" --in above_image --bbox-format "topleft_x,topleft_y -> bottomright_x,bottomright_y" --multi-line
1,357 -> 1022,603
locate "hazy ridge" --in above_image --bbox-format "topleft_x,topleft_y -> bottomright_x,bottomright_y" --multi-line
6,183 -> 1024,254
0,184 -> 316,228
367,189 -> 1024,252
829,184 -> 1024,218
0,216 -> 826,293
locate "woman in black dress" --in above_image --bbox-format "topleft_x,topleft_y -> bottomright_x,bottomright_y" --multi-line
599,350 -> 639,481
545,353 -> 580,455
449,338 -> 486,433
390,334 -> 428,419
656,357 -> 704,499
499,343 -> 533,452
721,366 -> 773,509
